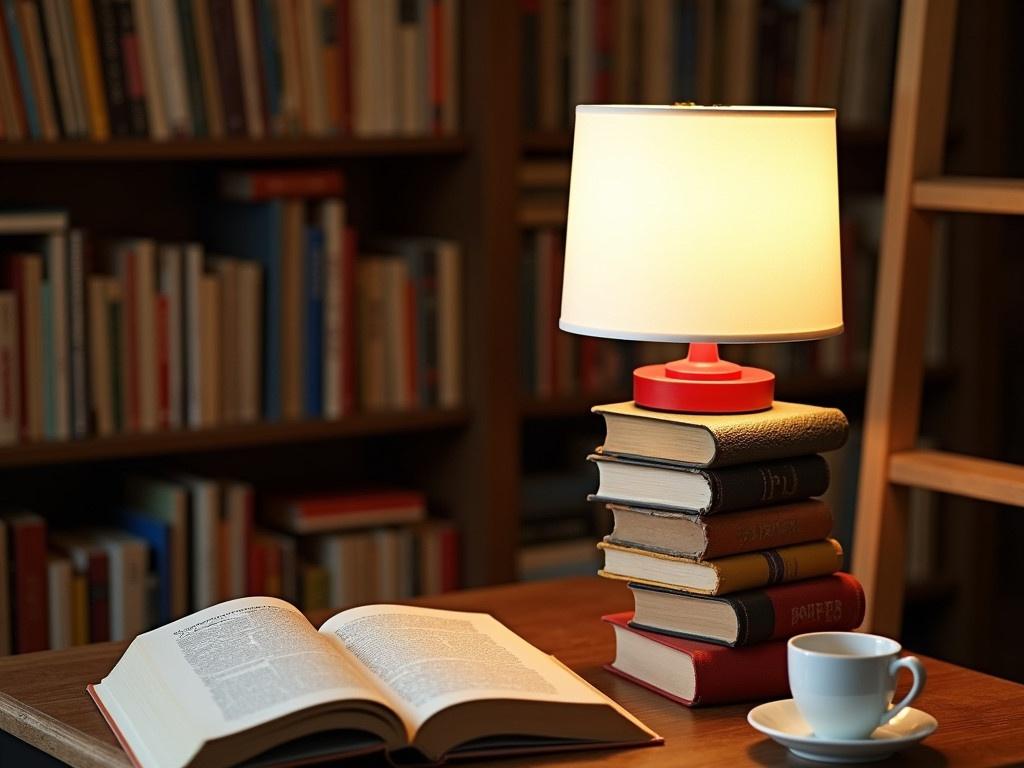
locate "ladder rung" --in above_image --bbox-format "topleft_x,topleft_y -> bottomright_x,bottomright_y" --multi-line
889,449 -> 1024,506
913,176 -> 1024,215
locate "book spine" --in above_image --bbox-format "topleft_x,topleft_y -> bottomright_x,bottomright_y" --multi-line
232,0 -> 264,137
341,226 -> 356,413
68,230 -> 88,438
701,500 -> 834,560
149,0 -> 192,137
155,293 -> 169,428
251,0 -> 277,133
190,0 -> 224,136
71,0 -> 109,140
174,0 -> 206,135
117,246 -> 139,432
304,226 -> 324,417
320,201 -> 342,418
716,539 -> 844,595
3,0 -> 40,138
10,518 -> 48,652
86,550 -> 110,642
107,284 -> 123,431
731,572 -> 866,646
0,293 -> 18,445
129,0 -> 167,138
92,0 -> 129,137
46,232 -> 69,439
0,4 -> 28,140
40,281 -> 53,437
87,276 -> 112,435
707,454 -> 831,514
20,0 -> 60,140
208,0 -> 246,135
38,0 -> 74,137
114,0 -> 149,137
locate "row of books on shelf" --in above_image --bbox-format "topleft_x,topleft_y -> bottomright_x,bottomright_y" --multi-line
0,0 -> 459,143
520,200 -> 948,398
587,397 -> 868,704
521,0 -> 897,133
0,484 -> 459,655
0,170 -> 463,445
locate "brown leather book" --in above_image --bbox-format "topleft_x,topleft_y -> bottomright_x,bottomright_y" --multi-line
605,499 -> 834,560
593,400 -> 849,468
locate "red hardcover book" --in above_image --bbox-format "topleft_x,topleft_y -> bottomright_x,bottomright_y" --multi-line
220,170 -> 346,200
3,512 -> 49,652
603,612 -> 789,707
263,490 -> 426,535
87,549 -> 110,643
439,523 -> 459,592
247,536 -> 267,595
629,572 -> 865,647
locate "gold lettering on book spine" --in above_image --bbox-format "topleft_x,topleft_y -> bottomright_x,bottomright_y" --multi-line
791,600 -> 843,626
760,465 -> 799,501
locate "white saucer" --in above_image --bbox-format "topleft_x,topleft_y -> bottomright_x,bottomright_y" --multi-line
747,699 -> 938,763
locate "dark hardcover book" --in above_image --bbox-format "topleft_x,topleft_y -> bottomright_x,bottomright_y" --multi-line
604,612 -> 789,706
33,0 -> 70,137
672,0 -> 696,100
589,453 -> 830,514
628,572 -> 866,647
593,400 -> 849,468
91,0 -> 130,136
175,0 -> 206,136
303,225 -> 323,418
2,511 -> 48,652
208,0 -> 246,136
112,0 -> 148,136
421,243 -> 438,406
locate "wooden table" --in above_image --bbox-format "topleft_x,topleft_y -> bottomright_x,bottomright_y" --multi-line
1,577 -> 1022,767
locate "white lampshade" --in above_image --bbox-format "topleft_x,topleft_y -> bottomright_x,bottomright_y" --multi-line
560,105 -> 843,343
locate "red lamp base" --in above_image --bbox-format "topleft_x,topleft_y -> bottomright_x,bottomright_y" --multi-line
633,342 -> 774,414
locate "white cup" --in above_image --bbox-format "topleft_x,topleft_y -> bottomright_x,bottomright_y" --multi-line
788,631 -> 926,740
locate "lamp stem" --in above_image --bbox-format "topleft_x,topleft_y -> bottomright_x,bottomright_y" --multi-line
686,342 -> 720,364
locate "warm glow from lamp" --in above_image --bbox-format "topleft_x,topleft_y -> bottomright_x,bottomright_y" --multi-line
559,105 -> 843,413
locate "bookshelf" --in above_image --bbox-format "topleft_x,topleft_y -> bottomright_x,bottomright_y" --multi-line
0,136 -> 468,162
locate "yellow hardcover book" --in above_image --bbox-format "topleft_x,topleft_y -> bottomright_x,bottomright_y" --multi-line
598,538 -> 844,596
71,572 -> 89,645
70,0 -> 109,141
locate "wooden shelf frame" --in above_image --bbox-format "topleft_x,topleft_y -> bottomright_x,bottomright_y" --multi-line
890,449 -> 1024,507
0,135 -> 468,162
0,410 -> 471,469
913,175 -> 1024,215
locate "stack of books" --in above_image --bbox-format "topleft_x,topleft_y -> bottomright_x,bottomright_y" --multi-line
0,0 -> 459,142
587,398 -> 866,706
0,484 -> 459,655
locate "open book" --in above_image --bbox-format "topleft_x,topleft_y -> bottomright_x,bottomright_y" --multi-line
89,598 -> 660,768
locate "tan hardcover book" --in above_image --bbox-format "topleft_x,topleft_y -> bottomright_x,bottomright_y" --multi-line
598,538 -> 843,595
236,261 -> 263,423
606,500 -> 834,560
198,274 -> 221,426
593,400 -> 848,467
130,0 -> 168,139
212,259 -> 239,424
90,600 -> 660,768
233,0 -> 265,138
15,254 -> 43,440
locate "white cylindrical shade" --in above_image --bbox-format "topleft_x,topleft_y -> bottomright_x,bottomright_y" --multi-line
560,105 -> 843,343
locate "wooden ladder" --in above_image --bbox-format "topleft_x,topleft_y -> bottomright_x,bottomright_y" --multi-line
852,0 -> 1024,637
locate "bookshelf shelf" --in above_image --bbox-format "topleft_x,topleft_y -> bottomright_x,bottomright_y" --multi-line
0,409 -> 470,469
0,136 -> 468,163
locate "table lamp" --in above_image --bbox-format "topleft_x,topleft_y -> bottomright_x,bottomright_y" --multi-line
560,105 -> 842,413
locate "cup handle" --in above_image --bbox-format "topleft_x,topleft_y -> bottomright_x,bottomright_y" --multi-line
880,655 -> 927,725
